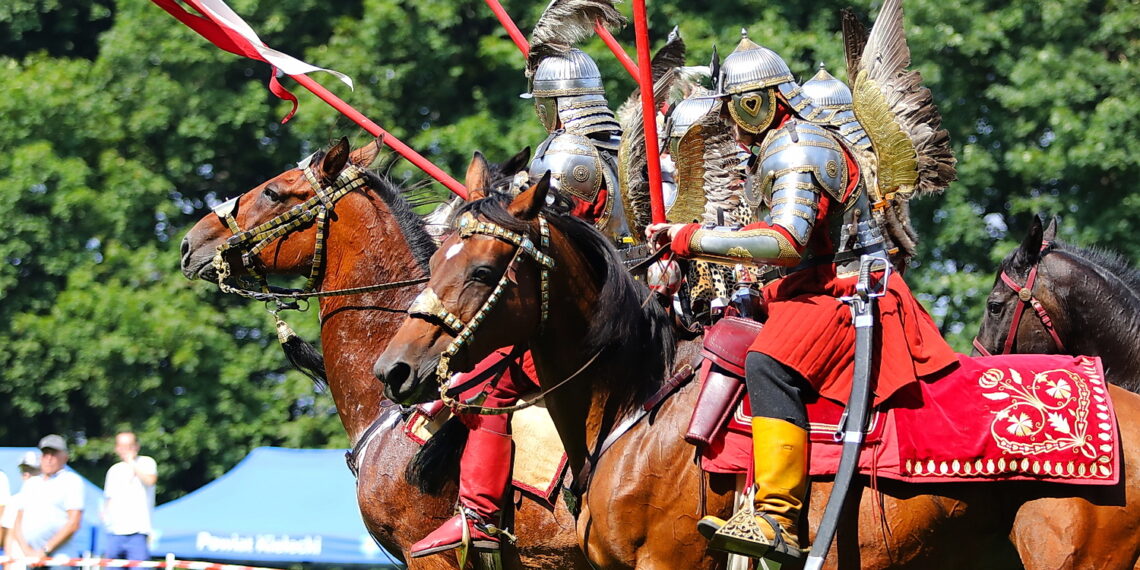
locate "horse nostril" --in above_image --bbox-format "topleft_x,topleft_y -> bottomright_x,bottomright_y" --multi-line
376,359 -> 412,388
180,236 -> 191,260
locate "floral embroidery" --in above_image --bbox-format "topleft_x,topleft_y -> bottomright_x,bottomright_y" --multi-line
980,367 -> 1095,458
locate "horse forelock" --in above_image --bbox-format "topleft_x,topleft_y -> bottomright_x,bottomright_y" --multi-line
457,195 -> 676,411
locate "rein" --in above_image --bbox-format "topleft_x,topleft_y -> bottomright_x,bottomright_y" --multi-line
973,240 -> 1067,356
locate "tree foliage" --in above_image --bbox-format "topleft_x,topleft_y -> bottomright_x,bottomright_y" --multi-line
0,0 -> 1135,499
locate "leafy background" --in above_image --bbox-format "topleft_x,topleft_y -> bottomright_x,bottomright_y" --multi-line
0,0 -> 1135,500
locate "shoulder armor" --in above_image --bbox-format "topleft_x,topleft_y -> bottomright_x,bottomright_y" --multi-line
529,132 -> 605,203
758,122 -> 847,200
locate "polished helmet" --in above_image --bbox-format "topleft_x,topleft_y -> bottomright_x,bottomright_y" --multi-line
801,63 -> 853,110
523,48 -> 605,99
717,31 -> 797,134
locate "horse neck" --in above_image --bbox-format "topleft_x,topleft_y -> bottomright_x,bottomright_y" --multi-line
316,189 -> 430,444
1050,251 -> 1140,381
527,234 -> 636,478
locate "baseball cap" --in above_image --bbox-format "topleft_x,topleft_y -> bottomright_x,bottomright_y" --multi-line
18,450 -> 41,470
38,434 -> 68,453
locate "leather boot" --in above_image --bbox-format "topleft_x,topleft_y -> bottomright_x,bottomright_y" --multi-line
410,426 -> 513,558
698,417 -> 808,563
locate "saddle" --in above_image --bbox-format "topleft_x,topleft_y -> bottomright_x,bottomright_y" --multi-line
686,318 -> 1122,486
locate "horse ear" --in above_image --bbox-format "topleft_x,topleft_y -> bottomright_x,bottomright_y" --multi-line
349,136 -> 384,168
1043,216 -> 1058,243
500,146 -> 532,177
507,171 -> 550,220
319,137 -> 351,182
1018,214 -> 1045,263
465,151 -> 490,201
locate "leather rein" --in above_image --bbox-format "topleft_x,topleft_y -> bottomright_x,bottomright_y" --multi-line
973,240 -> 1066,356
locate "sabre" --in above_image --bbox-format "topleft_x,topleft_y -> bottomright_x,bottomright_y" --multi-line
805,255 -> 891,570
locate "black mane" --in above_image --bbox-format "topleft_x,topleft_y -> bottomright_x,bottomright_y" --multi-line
457,194 -> 676,413
360,169 -> 437,270
1049,241 -> 1140,295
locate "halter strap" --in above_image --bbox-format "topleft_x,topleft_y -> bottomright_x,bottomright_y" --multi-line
972,241 -> 1066,356
405,212 -> 555,404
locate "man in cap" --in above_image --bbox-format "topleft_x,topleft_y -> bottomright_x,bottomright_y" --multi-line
1,452 -> 42,556
11,435 -> 85,559
647,32 -> 958,563
102,432 -> 157,560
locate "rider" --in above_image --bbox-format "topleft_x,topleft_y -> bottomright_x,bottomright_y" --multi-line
522,47 -> 633,245
647,34 -> 959,563
410,47 -> 627,558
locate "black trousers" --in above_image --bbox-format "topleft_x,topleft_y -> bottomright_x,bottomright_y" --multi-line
745,352 -> 809,430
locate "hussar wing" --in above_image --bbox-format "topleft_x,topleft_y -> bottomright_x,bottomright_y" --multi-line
854,0 -> 956,199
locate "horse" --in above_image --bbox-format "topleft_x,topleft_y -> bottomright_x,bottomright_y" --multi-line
373,179 -> 1140,569
973,215 -> 1140,389
179,137 -> 589,569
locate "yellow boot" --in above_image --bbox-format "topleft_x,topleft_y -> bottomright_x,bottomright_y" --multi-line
698,417 -> 808,563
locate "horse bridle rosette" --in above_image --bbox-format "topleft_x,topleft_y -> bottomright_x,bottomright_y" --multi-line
210,163 -> 366,297
406,212 -> 553,401
973,241 -> 1067,356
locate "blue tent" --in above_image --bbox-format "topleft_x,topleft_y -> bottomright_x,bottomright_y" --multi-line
0,447 -> 105,556
152,447 -> 400,566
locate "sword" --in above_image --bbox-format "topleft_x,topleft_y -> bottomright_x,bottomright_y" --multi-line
805,255 -> 891,570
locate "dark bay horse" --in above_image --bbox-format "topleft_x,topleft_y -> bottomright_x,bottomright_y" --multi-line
180,138 -> 588,569
373,180 -> 1140,568
974,215 -> 1140,389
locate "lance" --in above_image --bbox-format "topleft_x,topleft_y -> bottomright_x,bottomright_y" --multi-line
150,0 -> 468,198
631,0 -> 665,223
482,0 -> 639,78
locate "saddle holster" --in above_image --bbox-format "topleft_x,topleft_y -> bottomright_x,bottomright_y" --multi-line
685,317 -> 763,446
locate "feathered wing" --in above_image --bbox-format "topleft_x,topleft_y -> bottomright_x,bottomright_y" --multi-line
841,8 -> 867,91
853,0 -> 956,199
617,30 -> 688,238
527,0 -> 627,76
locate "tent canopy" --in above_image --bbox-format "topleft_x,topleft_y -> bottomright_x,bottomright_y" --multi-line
152,447 -> 399,565
0,447 -> 105,555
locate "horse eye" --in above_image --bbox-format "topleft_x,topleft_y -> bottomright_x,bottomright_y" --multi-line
470,266 -> 497,285
263,187 -> 283,203
987,301 -> 1003,316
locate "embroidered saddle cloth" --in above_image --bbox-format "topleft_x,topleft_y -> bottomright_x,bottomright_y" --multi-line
701,353 -> 1120,485
404,399 -> 568,505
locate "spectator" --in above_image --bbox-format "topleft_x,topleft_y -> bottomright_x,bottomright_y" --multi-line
0,462 -> 9,550
102,432 -> 156,561
11,435 -> 85,558
1,452 -> 42,556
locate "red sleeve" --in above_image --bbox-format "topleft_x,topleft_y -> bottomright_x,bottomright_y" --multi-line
671,223 -> 702,258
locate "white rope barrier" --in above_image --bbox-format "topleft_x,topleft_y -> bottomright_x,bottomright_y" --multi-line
0,555 -> 284,570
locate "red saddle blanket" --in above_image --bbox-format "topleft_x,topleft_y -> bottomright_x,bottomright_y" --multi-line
702,353 -> 1120,485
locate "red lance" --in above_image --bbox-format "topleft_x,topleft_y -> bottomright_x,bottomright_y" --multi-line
150,0 -> 468,198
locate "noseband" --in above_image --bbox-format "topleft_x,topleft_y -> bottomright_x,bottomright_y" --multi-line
405,211 -> 554,400
211,162 -> 366,297
973,240 -> 1067,356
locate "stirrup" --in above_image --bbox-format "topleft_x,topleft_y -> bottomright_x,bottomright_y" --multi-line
702,510 -> 805,563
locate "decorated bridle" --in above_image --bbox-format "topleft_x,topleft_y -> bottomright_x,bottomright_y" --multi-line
405,211 -> 554,404
973,240 -> 1067,356
210,156 -> 366,299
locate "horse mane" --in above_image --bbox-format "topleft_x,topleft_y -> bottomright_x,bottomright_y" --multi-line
457,194 -> 676,413
1045,241 -> 1140,294
279,152 -> 439,390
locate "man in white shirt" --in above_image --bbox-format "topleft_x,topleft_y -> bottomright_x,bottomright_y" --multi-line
102,432 -> 156,561
11,435 -> 85,558
2,452 -> 42,557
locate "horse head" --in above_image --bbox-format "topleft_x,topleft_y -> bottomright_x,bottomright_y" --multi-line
180,137 -> 383,282
973,214 -> 1067,356
373,167 -> 554,404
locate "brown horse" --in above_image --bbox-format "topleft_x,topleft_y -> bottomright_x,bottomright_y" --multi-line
179,138 -> 588,569
974,215 -> 1140,388
374,180 -> 1140,568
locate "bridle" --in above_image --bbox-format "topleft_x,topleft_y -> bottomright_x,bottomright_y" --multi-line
973,240 -> 1067,356
405,211 -> 554,404
209,160 -> 429,306
211,160 -> 366,298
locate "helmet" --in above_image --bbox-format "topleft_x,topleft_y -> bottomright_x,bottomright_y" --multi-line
801,63 -> 853,110
718,31 -> 794,96
522,48 -> 605,99
665,96 -> 718,156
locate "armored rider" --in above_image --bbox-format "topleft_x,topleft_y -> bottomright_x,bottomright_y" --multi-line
647,34 -> 959,563
409,47 -> 627,559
